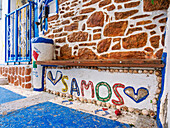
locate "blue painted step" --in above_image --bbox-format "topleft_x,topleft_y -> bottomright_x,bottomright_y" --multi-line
0,87 -> 26,104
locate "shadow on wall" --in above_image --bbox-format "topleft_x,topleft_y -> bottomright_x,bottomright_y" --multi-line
134,114 -> 156,127
162,94 -> 168,128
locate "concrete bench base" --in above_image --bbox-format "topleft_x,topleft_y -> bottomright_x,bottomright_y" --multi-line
0,77 -> 8,85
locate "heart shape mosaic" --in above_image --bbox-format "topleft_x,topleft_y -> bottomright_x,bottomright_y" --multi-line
123,86 -> 149,103
47,71 -> 63,85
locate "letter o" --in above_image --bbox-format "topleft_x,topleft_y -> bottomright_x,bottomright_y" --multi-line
95,82 -> 112,102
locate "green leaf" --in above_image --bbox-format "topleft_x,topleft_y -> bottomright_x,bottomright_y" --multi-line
150,100 -> 152,103
68,99 -> 74,101
151,0 -> 154,5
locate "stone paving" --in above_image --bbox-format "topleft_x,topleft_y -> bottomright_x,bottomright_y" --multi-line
0,85 -> 130,128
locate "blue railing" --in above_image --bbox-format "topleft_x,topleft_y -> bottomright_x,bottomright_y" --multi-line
5,1 -> 35,63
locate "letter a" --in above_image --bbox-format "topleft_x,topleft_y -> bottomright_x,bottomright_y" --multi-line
70,78 -> 80,96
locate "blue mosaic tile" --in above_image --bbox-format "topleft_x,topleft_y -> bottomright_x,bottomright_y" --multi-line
0,102 -> 131,128
0,87 -> 26,104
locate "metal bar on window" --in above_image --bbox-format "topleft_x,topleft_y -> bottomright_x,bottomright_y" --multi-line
5,2 -> 36,63
12,14 -> 14,57
5,15 -> 7,62
19,10 -> 21,58
29,1 -> 32,61
6,11 -> 15,16
15,10 -> 18,62
16,3 -> 29,11
26,6 -> 28,58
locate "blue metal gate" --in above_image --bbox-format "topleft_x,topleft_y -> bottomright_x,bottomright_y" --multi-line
5,1 -> 35,63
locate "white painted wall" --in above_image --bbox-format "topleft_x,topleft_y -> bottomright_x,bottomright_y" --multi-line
48,0 -> 56,15
0,0 -> 8,65
46,68 -> 158,111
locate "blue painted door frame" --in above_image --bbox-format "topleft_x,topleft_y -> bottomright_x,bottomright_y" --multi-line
34,0 -> 39,37
8,0 -> 39,37
5,0 -> 39,64
5,0 -> 58,63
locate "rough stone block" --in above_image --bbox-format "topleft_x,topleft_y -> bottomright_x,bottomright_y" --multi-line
78,48 -> 97,59
154,49 -> 163,59
150,36 -> 160,48
97,38 -> 111,53
131,14 -> 150,19
104,4 -> 115,11
83,0 -> 101,7
22,67 -> 25,76
47,34 -> 54,39
64,22 -> 78,31
159,18 -> 167,23
63,11 -> 74,18
25,83 -> 32,89
144,24 -> 157,29
114,0 -> 131,3
136,20 -> 152,25
68,31 -> 88,42
112,43 -> 121,50
99,0 -> 111,8
26,68 -> 32,75
153,13 -> 164,20
61,20 -> 70,25
14,80 -> 19,86
124,1 -> 140,8
103,51 -> 146,59
60,44 -> 72,59
55,37 -> 66,43
80,8 -> 96,14
143,0 -> 169,11
104,21 -> 128,37
115,10 -> 138,20
123,33 -> 147,49
53,28 -> 63,33
87,11 -> 104,27
48,14 -> 59,22
126,27 -> 142,35
25,76 -> 31,82
93,33 -> 101,40
79,42 -> 96,46
72,15 -> 88,21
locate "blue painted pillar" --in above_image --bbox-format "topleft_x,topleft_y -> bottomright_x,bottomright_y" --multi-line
8,0 -> 10,13
34,0 -> 39,37
56,0 -> 58,14
7,0 -> 10,62
15,10 -> 18,62
5,15 -> 7,62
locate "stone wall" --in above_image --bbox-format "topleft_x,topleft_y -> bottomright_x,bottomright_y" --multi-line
0,66 -> 32,89
45,0 -> 168,60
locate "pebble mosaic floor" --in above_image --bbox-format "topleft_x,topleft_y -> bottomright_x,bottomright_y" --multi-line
0,86 -> 131,128
0,102 -> 130,128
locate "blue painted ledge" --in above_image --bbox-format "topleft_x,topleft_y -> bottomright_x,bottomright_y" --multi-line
0,87 -> 26,104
